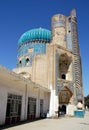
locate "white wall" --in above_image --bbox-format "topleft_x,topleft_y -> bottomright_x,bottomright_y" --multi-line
0,85 -> 7,125
0,80 -> 50,125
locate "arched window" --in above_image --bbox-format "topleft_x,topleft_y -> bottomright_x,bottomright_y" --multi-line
68,17 -> 71,23
19,60 -> 21,64
19,60 -> 22,67
61,74 -> 66,79
26,58 -> 29,66
26,58 -> 29,63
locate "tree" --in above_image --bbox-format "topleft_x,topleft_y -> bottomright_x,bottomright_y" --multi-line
84,94 -> 89,108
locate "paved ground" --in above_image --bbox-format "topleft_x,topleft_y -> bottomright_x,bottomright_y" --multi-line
1,111 -> 89,130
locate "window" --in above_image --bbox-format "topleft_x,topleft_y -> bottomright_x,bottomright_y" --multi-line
27,97 -> 36,120
61,74 -> 66,79
6,94 -> 22,116
5,94 -> 22,124
19,60 -> 22,67
68,17 -> 71,23
19,60 -> 21,64
26,58 -> 29,63
26,58 -> 29,66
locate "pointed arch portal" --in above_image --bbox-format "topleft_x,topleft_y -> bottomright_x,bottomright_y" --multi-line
58,86 -> 73,115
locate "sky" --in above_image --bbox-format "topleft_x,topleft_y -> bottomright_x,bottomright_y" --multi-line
0,0 -> 89,96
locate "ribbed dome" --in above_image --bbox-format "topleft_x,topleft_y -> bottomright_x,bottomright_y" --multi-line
18,28 -> 51,46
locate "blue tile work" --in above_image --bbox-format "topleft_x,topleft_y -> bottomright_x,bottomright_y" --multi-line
18,28 -> 51,46
68,83 -> 74,93
18,42 -> 46,67
53,20 -> 66,27
76,87 -> 83,100
52,15 -> 66,28
66,22 -> 72,51
22,58 -> 26,67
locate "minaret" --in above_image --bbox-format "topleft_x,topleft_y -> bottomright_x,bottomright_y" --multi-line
70,9 -> 83,103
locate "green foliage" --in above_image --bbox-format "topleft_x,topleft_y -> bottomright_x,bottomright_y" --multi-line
84,94 -> 89,108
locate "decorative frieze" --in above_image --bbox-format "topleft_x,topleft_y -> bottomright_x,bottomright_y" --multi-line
56,80 -> 74,94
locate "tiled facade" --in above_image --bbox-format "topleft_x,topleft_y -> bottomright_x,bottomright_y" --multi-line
18,42 -> 47,67
13,9 -> 84,116
0,9 -> 84,125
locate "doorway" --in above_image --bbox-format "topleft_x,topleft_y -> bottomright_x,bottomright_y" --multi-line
58,86 -> 72,115
27,97 -> 36,120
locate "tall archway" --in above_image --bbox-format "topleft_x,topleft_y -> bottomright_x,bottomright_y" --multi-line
58,86 -> 73,115
59,53 -> 72,80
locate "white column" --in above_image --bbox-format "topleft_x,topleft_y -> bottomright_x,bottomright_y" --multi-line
49,89 -> 55,117
49,89 -> 59,117
54,94 -> 59,112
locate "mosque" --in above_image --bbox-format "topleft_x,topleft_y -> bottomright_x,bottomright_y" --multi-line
0,9 -> 84,125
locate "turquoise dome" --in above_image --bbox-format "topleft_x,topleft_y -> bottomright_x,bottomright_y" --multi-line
18,28 -> 51,46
